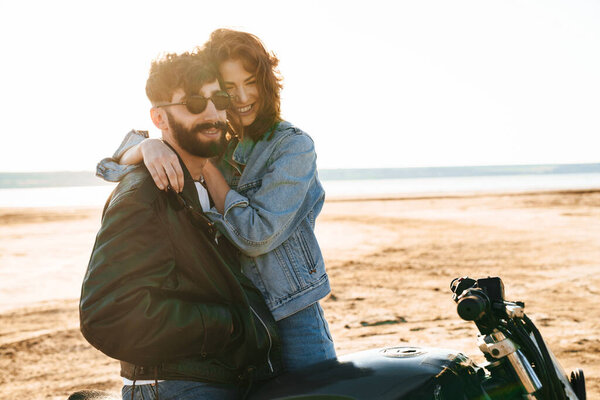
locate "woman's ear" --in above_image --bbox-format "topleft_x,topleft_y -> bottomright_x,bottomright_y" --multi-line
150,107 -> 168,130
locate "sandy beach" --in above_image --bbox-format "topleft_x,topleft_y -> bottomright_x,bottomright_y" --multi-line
1,189 -> 599,399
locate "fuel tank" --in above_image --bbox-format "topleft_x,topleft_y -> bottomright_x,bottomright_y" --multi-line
248,346 -> 486,400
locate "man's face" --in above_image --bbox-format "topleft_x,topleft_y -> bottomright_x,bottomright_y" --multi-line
165,80 -> 228,158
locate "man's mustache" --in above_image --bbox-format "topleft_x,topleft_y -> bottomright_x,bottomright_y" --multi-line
190,121 -> 228,135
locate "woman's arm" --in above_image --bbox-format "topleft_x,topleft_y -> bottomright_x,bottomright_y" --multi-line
120,139 -> 185,192
118,141 -> 144,165
97,130 -> 147,183
97,130 -> 183,191
206,133 -> 321,257
202,160 -> 231,214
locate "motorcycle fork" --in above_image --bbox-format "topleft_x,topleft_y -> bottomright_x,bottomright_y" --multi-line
478,329 -> 542,399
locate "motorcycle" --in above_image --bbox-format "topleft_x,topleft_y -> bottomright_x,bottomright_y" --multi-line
69,276 -> 586,400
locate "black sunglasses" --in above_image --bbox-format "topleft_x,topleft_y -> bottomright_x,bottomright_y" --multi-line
156,91 -> 231,114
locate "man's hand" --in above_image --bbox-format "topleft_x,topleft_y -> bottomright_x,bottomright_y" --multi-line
140,139 -> 184,192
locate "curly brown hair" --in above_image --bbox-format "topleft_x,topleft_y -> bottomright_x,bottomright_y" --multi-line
145,51 -> 220,105
204,29 -> 283,140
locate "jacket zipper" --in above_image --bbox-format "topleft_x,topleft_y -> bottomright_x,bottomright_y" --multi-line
199,312 -> 208,357
250,306 -> 274,373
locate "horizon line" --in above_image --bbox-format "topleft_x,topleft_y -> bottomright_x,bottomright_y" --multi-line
1,161 -> 600,175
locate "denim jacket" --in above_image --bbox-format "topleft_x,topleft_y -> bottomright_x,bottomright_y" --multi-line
96,121 -> 330,321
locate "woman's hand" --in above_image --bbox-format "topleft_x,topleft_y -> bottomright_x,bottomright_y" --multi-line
140,139 -> 184,192
201,159 -> 231,214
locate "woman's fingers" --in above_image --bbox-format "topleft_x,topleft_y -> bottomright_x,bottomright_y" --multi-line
146,163 -> 169,191
140,140 -> 184,191
175,162 -> 184,191
163,162 -> 184,192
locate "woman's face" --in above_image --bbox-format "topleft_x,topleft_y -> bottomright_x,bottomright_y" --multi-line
219,59 -> 260,127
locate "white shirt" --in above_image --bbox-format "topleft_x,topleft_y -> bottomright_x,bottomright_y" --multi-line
195,181 -> 210,212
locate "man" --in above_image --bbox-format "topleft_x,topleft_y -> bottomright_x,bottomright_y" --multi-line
80,51 -> 281,400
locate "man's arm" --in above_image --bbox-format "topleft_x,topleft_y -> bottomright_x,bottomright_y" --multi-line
80,192 -> 234,366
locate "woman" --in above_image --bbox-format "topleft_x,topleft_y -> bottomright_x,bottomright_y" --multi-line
100,29 -> 335,372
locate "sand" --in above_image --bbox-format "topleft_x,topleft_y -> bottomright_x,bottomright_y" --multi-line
1,190 -> 599,399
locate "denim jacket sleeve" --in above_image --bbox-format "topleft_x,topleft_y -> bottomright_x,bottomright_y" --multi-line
95,130 -> 148,182
207,133 -> 320,258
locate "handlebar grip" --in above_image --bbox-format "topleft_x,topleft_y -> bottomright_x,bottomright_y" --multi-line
457,294 -> 488,321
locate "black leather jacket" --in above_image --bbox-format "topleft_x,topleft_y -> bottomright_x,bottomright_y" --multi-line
80,161 -> 282,384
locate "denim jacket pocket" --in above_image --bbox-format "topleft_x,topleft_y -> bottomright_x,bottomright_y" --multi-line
272,221 -> 323,293
295,218 -> 324,279
296,227 -> 316,272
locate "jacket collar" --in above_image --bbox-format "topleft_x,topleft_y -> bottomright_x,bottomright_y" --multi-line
231,121 -> 282,166
231,137 -> 256,166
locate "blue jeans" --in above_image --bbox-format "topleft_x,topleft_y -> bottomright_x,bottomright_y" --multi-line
277,302 -> 336,372
121,380 -> 239,400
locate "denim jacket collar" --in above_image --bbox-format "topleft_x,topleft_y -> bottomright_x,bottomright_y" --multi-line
231,122 -> 284,166
231,137 -> 256,166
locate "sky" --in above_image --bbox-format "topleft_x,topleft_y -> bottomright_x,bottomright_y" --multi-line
0,0 -> 599,172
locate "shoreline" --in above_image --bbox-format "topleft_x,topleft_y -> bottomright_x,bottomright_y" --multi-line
1,186 -> 598,211
325,187 -> 600,202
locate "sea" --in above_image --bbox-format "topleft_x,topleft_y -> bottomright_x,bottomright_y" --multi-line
1,163 -> 600,208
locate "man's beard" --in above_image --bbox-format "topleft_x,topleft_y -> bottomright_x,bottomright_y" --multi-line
166,111 -> 228,158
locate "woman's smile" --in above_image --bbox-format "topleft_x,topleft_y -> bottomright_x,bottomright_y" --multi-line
220,59 -> 260,127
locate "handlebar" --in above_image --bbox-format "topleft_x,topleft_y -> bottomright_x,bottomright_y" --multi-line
456,291 -> 488,321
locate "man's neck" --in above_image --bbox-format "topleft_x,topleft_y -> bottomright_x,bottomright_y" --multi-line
161,137 -> 207,181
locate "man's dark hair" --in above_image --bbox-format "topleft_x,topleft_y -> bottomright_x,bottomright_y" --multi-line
145,50 -> 220,105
